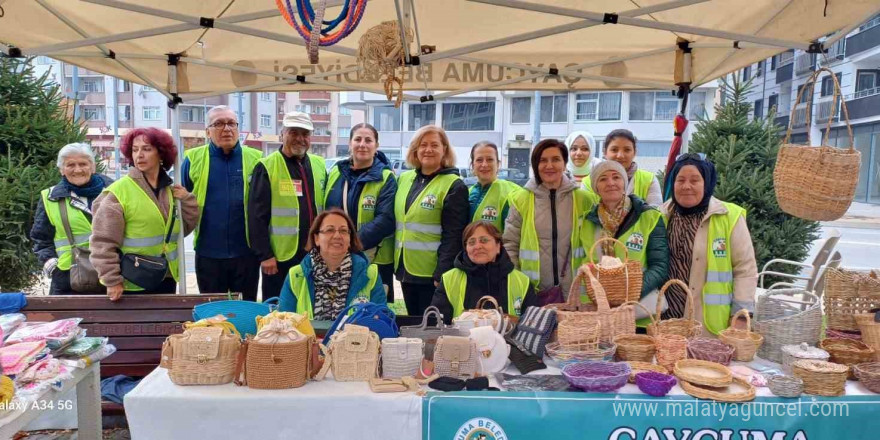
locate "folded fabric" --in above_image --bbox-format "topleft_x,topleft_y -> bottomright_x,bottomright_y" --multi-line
16,356 -> 61,385
6,319 -> 82,345
100,375 -> 141,404
0,313 -> 26,339
0,293 -> 27,314
59,344 -> 116,369
0,341 -> 48,376
60,337 -> 107,358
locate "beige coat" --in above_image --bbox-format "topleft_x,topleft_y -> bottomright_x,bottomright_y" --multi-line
659,197 -> 757,334
90,167 -> 200,287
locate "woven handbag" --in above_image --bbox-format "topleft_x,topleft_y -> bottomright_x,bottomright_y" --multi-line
824,268 -> 880,332
512,306 -> 557,358
161,326 -> 241,386
381,338 -> 424,379
317,324 -> 380,382
433,335 -> 480,380
584,238 -> 643,307
453,296 -> 512,334
774,67 -> 860,221
234,323 -> 316,389
548,266 -> 636,344
400,306 -> 468,361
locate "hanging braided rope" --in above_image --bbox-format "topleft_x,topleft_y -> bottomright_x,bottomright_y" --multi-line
357,21 -> 413,107
276,0 -> 368,64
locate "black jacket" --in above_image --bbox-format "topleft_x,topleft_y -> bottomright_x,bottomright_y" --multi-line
431,247 -> 538,323
395,167 -> 470,284
248,148 -> 322,263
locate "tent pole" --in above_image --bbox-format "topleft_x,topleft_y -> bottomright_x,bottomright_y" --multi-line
471,0 -> 810,50
423,0 -> 705,64
168,57 -> 187,295
393,0 -> 413,64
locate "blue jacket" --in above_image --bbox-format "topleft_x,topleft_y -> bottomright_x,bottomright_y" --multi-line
468,182 -> 510,226
278,252 -> 387,314
324,151 -> 397,251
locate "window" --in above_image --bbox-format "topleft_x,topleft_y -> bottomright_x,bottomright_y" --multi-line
180,106 -> 206,123
295,104 -> 311,113
314,106 -> 329,115
768,94 -> 778,113
757,60 -> 765,77
778,50 -> 794,66
540,95 -> 568,123
629,91 -> 677,121
742,66 -> 751,81
260,114 -> 272,127
408,103 -> 436,131
754,99 -> 763,119
654,93 -> 678,120
338,128 -> 351,138
373,106 -> 402,131
143,106 -> 161,121
117,80 -> 131,92
36,56 -> 54,65
81,79 -> 103,93
687,91 -> 708,120
118,105 -> 131,121
796,83 -> 813,103
313,127 -> 331,136
142,86 -> 155,92
771,55 -> 778,71
339,107 -> 352,116
260,93 -> 272,102
821,73 -> 842,97
574,92 -> 621,121
82,106 -> 104,121
859,13 -> 880,32
510,97 -> 531,124
442,102 -> 495,131
856,70 -> 878,92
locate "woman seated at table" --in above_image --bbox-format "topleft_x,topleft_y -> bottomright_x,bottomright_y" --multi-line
659,153 -> 757,335
432,221 -> 536,321
579,160 -> 668,318
584,129 -> 662,206
278,208 -> 386,320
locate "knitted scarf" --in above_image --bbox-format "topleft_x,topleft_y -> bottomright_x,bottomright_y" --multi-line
597,196 -> 632,256
310,248 -> 353,321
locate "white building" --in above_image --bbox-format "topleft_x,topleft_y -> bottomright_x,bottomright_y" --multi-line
742,14 -> 880,204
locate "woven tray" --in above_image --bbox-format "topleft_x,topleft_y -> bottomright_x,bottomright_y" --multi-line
674,359 -> 732,388
792,359 -> 849,397
680,377 -> 756,402
819,338 -> 875,380
626,361 -> 668,383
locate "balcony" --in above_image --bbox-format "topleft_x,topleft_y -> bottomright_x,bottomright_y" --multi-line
814,98 -> 840,123
792,105 -> 810,128
776,62 -> 793,84
846,23 -> 880,58
820,40 -> 846,66
310,113 -> 331,123
300,91 -> 331,101
310,135 -> 331,144
794,53 -> 815,76
845,88 -> 880,120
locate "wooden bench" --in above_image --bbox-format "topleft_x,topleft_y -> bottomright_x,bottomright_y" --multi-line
22,294 -> 229,417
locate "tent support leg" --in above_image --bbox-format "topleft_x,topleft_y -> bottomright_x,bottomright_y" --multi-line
168,58 -> 187,295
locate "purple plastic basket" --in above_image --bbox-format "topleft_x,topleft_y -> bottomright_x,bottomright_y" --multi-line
562,361 -> 631,393
635,371 -> 677,397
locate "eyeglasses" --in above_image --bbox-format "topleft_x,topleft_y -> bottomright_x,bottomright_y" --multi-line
466,236 -> 494,246
675,152 -> 706,162
209,121 -> 239,130
319,228 -> 350,237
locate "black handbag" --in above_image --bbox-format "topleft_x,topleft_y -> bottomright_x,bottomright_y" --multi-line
120,206 -> 176,291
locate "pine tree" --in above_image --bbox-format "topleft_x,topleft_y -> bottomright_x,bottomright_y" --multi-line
688,76 -> 820,274
0,57 -> 87,291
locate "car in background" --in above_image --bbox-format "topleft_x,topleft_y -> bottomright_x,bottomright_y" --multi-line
391,160 -> 411,176
462,168 -> 529,187
324,156 -> 348,170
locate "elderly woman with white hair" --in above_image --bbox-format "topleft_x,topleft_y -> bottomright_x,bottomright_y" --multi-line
31,142 -> 113,294
564,131 -> 602,184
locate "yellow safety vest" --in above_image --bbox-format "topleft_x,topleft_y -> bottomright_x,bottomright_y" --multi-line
325,166 -> 395,265
394,171 -> 459,277
185,144 -> 262,246
583,168 -> 655,201
287,263 -> 380,319
105,176 -> 180,291
471,179 -> 520,232
261,152 -> 327,262
580,208 -> 664,267
442,268 -> 531,318
508,188 -> 595,287
40,188 -> 92,271
702,202 -> 746,335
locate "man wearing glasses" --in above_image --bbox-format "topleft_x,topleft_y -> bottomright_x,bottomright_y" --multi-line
248,111 -> 327,301
182,105 -> 264,300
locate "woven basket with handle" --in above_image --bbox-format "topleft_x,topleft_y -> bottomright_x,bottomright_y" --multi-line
584,237 -> 642,307
774,67 -> 860,221
547,265 -> 635,343
646,279 -> 703,338
719,309 -> 764,362
824,268 -> 880,332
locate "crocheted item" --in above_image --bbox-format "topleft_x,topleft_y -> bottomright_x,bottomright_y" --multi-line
0,313 -> 25,339
6,319 -> 81,345
0,376 -> 14,407
60,337 -> 108,358
0,341 -> 48,375
254,320 -> 304,344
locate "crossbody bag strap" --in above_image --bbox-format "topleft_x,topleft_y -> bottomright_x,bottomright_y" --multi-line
57,199 -> 77,247
161,200 -> 177,256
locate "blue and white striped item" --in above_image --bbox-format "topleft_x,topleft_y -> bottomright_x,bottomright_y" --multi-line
511,307 -> 557,358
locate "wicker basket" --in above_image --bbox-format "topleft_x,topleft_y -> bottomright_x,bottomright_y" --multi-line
655,334 -> 688,372
767,374 -> 804,398
819,337 -> 875,380
614,334 -> 656,363
781,343 -> 829,374
635,371 -> 676,397
583,238 -> 642,307
687,337 -> 736,365
774,67 -> 860,222
855,313 -> 880,361
626,361 -> 668,383
680,377 -> 756,402
824,268 -> 880,332
546,341 -> 617,367
548,267 -> 635,343
853,362 -> 880,393
826,329 -> 862,341
754,288 -> 822,363
237,335 -> 315,389
792,359 -> 848,396
562,361 -> 631,393
719,309 -> 764,362
162,326 -> 241,386
674,359 -> 732,388
556,317 -> 600,349
646,279 -> 703,338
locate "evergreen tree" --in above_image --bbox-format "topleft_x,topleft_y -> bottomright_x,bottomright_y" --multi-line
0,57 -> 87,291
688,76 -> 820,274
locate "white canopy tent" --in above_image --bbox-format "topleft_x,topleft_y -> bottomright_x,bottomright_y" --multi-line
2,0 -> 878,294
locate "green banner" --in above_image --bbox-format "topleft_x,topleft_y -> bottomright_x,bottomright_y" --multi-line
423,391 -> 880,440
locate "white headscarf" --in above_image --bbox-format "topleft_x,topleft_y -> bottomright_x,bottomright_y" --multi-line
564,131 -> 598,177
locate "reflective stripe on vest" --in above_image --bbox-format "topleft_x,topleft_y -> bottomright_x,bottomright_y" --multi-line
582,168 -> 654,201
105,176 -> 180,291
394,171 -> 459,277
509,188 -> 595,287
442,268 -> 531,318
288,262 -> 380,319
41,188 -> 92,271
185,144 -> 262,247
261,152 -> 327,261
702,202 -> 746,335
471,179 -> 519,232
326,166 -> 396,265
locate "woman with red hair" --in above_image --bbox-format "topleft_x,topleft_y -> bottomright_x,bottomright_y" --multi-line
90,128 -> 200,299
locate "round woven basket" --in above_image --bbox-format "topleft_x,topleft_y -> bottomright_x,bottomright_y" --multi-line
584,238 -> 642,307
855,313 -> 880,361
674,359 -> 733,388
853,362 -> 880,393
819,337 -> 875,380
719,309 -> 764,361
781,343 -> 829,374
655,334 -> 688,372
626,361 -> 668,383
687,337 -> 736,366
792,359 -> 848,397
635,371 -> 676,397
614,334 -> 656,362
562,361 -> 631,393
646,279 -> 703,338
546,341 -> 617,367
767,374 -> 804,398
